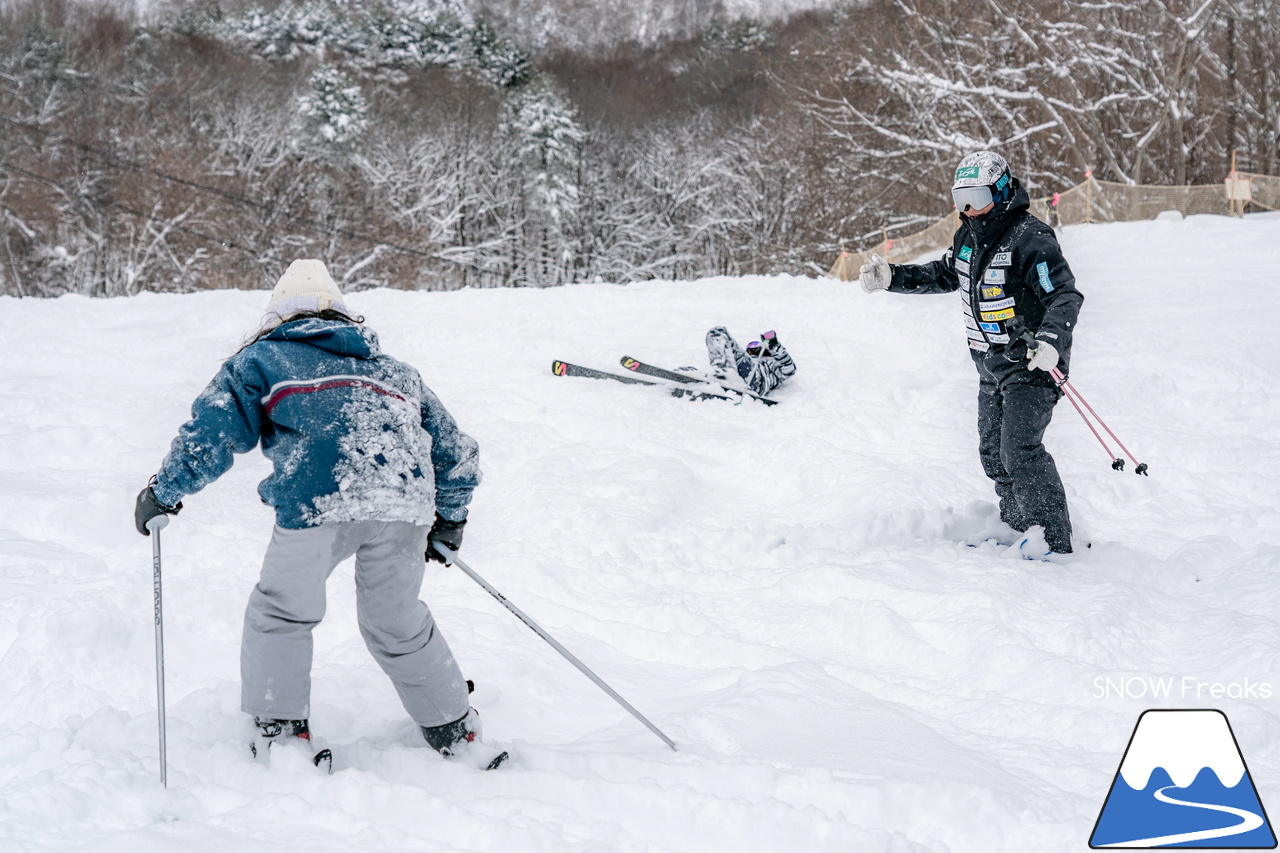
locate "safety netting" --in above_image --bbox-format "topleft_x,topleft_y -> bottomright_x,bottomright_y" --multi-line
827,170 -> 1280,281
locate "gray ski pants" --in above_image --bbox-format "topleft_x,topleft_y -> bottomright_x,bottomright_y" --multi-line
240,521 -> 470,728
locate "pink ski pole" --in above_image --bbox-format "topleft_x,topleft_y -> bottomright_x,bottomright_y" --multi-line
1048,369 -> 1123,469
1008,320 -> 1149,475
1049,368 -> 1147,474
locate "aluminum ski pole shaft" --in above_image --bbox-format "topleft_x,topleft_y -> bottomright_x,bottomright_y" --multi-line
147,515 -> 169,788
437,546 -> 677,751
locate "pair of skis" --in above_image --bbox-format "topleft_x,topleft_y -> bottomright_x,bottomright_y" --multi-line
552,356 -> 778,406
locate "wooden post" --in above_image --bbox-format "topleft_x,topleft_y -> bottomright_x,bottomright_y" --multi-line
1229,149 -> 1239,217
1085,168 -> 1093,224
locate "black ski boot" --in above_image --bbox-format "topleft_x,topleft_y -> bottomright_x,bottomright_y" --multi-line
250,717 -> 333,774
421,708 -> 508,770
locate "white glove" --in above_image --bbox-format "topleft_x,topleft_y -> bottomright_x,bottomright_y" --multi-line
858,253 -> 891,293
1026,340 -> 1059,372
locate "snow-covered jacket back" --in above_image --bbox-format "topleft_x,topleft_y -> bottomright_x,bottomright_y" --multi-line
151,318 -> 480,529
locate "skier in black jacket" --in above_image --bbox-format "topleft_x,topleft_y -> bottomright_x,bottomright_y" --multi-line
859,151 -> 1084,554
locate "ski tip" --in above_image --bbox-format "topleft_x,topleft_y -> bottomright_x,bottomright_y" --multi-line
620,356 -> 639,370
551,361 -> 568,376
486,751 -> 510,771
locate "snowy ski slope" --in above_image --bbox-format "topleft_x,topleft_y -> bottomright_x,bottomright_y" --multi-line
0,212 -> 1278,851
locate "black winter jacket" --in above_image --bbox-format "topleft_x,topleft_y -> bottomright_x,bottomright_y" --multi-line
887,180 -> 1084,377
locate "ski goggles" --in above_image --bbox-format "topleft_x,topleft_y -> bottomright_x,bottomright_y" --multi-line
951,184 -> 994,213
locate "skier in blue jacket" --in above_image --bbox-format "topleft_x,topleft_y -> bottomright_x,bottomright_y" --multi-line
134,259 -> 499,766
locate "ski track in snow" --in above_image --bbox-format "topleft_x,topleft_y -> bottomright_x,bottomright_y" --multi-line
1,214 -> 1278,852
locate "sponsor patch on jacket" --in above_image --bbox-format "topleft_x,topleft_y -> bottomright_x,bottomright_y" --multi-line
987,333 -> 1010,344
958,245 -> 973,261
966,328 -> 985,341
980,296 -> 1015,311
991,251 -> 1012,267
955,259 -> 970,275
960,288 -> 971,304
1036,261 -> 1054,292
968,339 -> 990,352
964,313 -> 979,330
981,308 -> 1016,322
979,321 -> 1002,333
984,269 -> 1006,284
981,285 -> 1005,299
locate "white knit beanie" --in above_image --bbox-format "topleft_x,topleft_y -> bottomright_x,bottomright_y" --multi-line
265,259 -> 348,322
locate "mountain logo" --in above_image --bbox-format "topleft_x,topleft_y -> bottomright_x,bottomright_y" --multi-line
1090,709 -> 1276,848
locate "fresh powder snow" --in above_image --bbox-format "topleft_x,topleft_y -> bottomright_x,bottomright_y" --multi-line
0,213 -> 1277,851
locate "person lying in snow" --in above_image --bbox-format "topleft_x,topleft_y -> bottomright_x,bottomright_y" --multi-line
705,326 -> 796,397
133,259 -> 502,768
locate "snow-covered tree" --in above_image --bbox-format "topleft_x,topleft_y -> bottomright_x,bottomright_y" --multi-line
500,81 -> 584,282
702,18 -> 771,54
221,3 -> 341,61
1226,0 -> 1280,175
299,64 -> 369,150
355,3 -> 469,71
468,20 -> 531,88
203,2 -> 528,90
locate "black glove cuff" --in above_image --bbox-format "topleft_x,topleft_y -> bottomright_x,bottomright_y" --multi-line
432,514 -> 466,534
426,514 -> 466,562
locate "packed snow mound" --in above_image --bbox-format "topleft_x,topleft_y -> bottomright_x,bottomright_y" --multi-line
0,212 -> 1278,852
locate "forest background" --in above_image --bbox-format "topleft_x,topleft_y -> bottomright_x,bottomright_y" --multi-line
1,0 -> 1277,297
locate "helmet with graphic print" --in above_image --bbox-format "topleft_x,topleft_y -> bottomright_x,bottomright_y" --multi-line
951,151 -> 1013,213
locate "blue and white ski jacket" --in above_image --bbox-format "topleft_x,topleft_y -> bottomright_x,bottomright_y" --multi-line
151,318 -> 480,529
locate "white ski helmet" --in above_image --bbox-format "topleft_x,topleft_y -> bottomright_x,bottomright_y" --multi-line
951,151 -> 1014,212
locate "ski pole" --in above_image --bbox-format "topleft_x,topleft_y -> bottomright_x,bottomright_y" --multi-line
147,515 -> 169,787
1050,369 -> 1124,470
1051,369 -> 1148,475
434,545 -> 678,752
1007,321 -> 1149,475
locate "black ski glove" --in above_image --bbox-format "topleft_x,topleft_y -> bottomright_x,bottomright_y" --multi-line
135,481 -> 182,536
426,514 -> 466,563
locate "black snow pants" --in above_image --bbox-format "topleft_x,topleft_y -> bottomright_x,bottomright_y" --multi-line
974,353 -> 1073,553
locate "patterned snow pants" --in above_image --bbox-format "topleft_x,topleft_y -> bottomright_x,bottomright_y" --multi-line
705,326 -> 796,396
